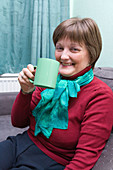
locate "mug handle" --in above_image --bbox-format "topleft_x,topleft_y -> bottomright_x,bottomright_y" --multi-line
29,79 -> 34,84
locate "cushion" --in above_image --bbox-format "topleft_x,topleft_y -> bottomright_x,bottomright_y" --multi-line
94,67 -> 113,91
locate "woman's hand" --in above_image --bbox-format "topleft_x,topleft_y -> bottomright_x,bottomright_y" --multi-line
18,64 -> 35,94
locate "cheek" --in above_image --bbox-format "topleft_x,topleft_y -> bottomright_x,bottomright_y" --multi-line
55,51 -> 60,61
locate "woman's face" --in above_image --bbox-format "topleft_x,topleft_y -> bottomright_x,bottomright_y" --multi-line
55,38 -> 90,77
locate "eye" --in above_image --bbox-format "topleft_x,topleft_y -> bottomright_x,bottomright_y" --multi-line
55,46 -> 63,51
70,47 -> 79,52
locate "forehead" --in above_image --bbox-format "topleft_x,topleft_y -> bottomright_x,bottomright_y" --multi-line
56,38 -> 84,47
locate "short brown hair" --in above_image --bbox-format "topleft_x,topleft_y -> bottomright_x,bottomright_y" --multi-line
53,17 -> 102,68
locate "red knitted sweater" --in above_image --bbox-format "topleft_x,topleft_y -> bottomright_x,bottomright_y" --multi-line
11,68 -> 113,170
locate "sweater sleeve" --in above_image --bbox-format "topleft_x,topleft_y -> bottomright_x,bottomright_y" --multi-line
11,87 -> 44,128
65,88 -> 113,170
11,90 -> 32,128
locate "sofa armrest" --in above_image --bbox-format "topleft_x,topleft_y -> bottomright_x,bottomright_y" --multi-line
94,67 -> 113,91
0,92 -> 18,116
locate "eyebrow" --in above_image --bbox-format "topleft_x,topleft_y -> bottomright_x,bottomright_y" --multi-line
56,42 -> 61,45
56,41 -> 83,48
70,42 -> 81,46
56,41 -> 80,45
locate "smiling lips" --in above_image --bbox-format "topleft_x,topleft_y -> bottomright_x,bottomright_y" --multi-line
61,62 -> 75,66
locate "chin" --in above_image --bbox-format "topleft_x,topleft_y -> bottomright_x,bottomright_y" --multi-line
59,68 -> 76,77
60,72 -> 73,77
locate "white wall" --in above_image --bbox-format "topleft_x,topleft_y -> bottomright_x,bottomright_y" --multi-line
70,0 -> 113,67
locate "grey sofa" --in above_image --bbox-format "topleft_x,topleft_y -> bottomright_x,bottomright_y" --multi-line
93,67 -> 113,170
0,67 -> 113,169
0,92 -> 28,142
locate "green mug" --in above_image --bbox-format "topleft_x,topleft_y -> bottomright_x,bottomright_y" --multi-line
30,58 -> 59,89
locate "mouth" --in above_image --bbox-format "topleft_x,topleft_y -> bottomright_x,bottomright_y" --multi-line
61,62 -> 75,66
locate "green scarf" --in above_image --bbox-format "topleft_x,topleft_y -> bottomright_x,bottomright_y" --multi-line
32,68 -> 94,138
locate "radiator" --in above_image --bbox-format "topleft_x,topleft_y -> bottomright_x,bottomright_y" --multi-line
0,73 -> 20,93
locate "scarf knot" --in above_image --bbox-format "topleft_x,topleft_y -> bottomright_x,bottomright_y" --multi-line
32,68 -> 94,138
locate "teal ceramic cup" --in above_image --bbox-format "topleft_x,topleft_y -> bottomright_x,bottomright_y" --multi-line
30,58 -> 59,89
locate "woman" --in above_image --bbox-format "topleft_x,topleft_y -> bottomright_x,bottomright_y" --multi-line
0,17 -> 113,170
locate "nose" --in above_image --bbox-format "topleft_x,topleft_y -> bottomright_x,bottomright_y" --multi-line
61,50 -> 69,60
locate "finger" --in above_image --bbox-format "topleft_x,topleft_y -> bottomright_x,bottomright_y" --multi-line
18,71 -> 24,82
20,71 -> 24,79
27,64 -> 36,76
22,68 -> 34,81
18,71 -> 29,84
18,72 -> 34,92
22,73 -> 30,84
27,64 -> 34,72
